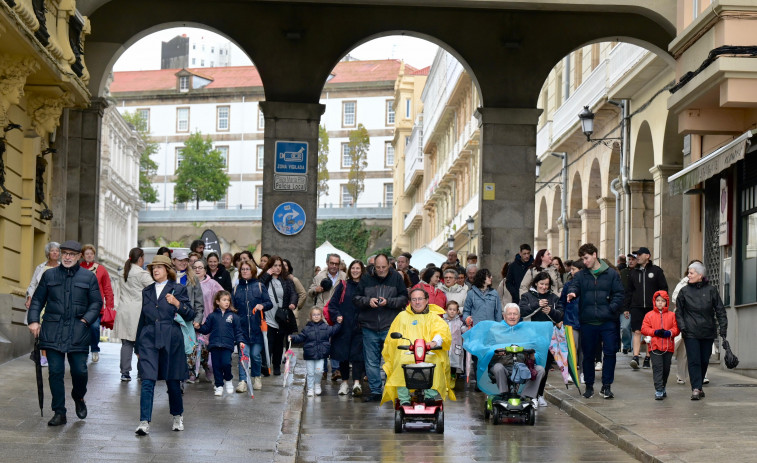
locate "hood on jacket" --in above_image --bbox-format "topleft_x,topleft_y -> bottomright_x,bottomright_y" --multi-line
653,290 -> 670,313
591,259 -> 610,276
404,303 -> 445,317
512,253 -> 534,267
440,283 -> 466,293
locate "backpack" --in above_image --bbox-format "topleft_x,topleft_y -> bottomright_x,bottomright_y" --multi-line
323,280 -> 346,326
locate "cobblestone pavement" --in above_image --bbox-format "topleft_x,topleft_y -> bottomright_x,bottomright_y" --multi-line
0,342 -> 305,463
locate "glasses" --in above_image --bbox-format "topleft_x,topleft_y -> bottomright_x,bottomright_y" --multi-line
61,251 -> 79,258
192,265 -> 204,270
410,298 -> 427,302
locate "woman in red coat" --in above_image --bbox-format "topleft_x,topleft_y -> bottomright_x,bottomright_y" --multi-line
413,267 -> 447,308
80,244 -> 115,362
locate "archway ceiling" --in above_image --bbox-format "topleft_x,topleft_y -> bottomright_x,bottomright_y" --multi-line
87,1 -> 674,107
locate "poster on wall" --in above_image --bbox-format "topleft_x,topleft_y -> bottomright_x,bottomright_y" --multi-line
719,178 -> 729,246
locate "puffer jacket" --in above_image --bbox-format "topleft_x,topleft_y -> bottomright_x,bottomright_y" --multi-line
624,263 -> 668,311
233,278 -> 273,345
353,268 -> 408,332
505,253 -> 533,303
198,308 -> 245,350
518,289 -> 563,323
28,263 -> 102,353
291,320 -> 342,360
640,290 -> 679,352
675,281 -> 727,339
463,286 -> 503,325
559,281 -> 580,329
569,261 -> 625,325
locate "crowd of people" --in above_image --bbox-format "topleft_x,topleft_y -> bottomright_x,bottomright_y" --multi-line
25,239 -> 729,434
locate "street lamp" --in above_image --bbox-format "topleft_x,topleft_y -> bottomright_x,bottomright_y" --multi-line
466,216 -> 475,233
535,160 -> 542,178
578,106 -> 594,141
447,233 -> 455,250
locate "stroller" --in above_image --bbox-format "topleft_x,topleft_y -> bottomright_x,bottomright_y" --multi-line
484,345 -> 536,426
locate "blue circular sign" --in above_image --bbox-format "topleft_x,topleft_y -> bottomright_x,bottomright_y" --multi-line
273,202 -> 306,236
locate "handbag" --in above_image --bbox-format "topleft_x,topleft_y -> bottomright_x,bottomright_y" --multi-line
101,307 -> 116,330
323,280 -> 346,326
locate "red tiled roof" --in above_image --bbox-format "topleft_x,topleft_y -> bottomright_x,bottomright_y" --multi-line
111,59 -> 414,93
409,66 -> 430,76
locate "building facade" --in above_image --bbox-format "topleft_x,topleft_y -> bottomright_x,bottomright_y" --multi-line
161,34 -> 232,70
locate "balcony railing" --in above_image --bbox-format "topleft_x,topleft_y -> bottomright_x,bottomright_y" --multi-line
536,120 -> 552,159
403,202 -> 424,231
404,120 -> 424,192
551,59 -> 608,145
422,51 -> 464,146
608,43 -> 649,89
139,205 -> 392,222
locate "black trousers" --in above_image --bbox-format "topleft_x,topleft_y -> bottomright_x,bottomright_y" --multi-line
651,350 -> 672,391
267,325 -> 287,374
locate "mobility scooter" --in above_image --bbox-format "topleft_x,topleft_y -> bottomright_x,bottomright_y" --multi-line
484,345 -> 536,426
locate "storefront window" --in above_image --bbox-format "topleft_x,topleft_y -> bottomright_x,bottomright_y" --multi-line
738,183 -> 757,304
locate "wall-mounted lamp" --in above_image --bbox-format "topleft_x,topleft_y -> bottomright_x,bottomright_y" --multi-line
447,233 -> 455,250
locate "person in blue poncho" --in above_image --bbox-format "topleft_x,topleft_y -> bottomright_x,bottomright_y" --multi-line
463,303 -> 553,399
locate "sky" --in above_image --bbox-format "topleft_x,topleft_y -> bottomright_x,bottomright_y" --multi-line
112,28 -> 439,72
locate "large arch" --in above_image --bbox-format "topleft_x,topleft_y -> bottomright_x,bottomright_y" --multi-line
630,121 -> 655,252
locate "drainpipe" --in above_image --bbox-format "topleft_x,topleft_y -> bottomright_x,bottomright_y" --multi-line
551,152 -> 569,259
609,99 -> 631,254
610,178 -> 621,261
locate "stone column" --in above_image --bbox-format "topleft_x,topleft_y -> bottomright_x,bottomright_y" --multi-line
629,180 -> 655,251
597,196 -> 617,260
259,101 -> 325,325
475,107 -> 540,272
545,227 -> 559,255
51,98 -> 106,246
650,165 -> 683,279
578,208 -> 601,250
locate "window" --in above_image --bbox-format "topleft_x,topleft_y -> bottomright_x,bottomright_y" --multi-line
405,136 -> 410,147
175,147 -> 184,170
136,108 -> 150,131
201,59 -> 205,66
341,185 -> 353,207
192,44 -> 196,50
258,108 -> 265,130
210,61 -> 214,67
384,183 -> 394,206
176,107 -> 189,132
341,143 -> 352,168
215,194 -> 227,210
255,186 -> 263,208
739,183 -> 757,304
342,101 -> 356,127
385,142 -> 394,167
216,146 -> 229,168
216,106 -> 230,131
386,99 -> 395,125
256,145 -> 264,171
211,47 -> 215,53
191,58 -> 196,65
179,76 -> 189,92
405,98 -> 411,119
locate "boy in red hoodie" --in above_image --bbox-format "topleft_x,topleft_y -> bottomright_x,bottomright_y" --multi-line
641,290 -> 679,400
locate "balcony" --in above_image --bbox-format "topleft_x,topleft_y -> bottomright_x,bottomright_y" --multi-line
403,202 -> 424,231
551,59 -> 608,146
139,205 -> 392,223
536,120 -> 552,159
427,195 -> 479,252
608,43 -> 649,88
404,119 -> 424,193
421,50 -> 464,147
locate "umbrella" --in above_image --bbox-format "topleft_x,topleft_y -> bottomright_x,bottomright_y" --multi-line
282,340 -> 296,387
563,325 -> 582,395
239,343 -> 254,398
260,312 -> 272,376
723,339 -> 739,369
30,338 -> 44,416
194,337 -> 204,377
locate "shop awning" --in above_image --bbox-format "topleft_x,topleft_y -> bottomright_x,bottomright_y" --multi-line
668,130 -> 754,195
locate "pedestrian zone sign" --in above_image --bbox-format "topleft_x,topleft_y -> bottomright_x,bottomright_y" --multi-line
275,141 -> 308,175
273,202 -> 306,236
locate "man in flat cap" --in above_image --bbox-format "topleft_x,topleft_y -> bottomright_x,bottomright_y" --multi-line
28,240 -> 102,426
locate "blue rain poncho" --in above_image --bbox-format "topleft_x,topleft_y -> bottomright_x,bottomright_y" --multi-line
462,320 -> 553,396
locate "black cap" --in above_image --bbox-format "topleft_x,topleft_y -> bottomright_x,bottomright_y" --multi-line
636,247 -> 651,255
59,240 -> 82,253
627,253 -> 638,259
320,278 -> 333,292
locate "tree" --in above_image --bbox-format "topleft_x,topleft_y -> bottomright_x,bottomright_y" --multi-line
316,219 -> 371,260
317,125 -> 330,204
346,123 -> 370,206
174,132 -> 230,209
121,111 -> 159,203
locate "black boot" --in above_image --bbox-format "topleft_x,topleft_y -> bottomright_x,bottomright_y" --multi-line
75,399 -> 87,419
48,413 -> 67,426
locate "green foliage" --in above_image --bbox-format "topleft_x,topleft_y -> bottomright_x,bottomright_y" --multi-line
121,111 -> 159,204
317,125 -> 330,202
168,240 -> 184,248
246,244 -> 257,253
346,123 -> 370,206
316,219 -> 371,260
373,246 -> 393,258
174,132 -> 230,209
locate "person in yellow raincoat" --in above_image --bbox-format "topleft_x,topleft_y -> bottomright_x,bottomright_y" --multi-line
381,288 -> 456,405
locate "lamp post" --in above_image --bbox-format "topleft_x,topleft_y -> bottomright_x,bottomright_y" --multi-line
578,106 -> 594,142
447,232 -> 455,251
465,215 -> 477,254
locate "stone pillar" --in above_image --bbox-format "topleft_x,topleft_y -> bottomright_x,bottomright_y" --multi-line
546,227 -> 559,255
650,165 -> 683,279
259,101 -> 325,325
629,180 -> 655,251
51,98 -> 106,245
475,107 -> 540,272
597,196 -> 617,260
578,208 -> 601,250
564,218 -> 582,258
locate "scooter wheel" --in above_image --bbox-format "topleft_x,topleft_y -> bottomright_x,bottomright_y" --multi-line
491,408 -> 501,425
484,401 -> 491,420
435,410 -> 444,434
394,410 -> 403,433
527,406 -> 536,426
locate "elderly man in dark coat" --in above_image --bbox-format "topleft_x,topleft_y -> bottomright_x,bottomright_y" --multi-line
28,240 -> 102,426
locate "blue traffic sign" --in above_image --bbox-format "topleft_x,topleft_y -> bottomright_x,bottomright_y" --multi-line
272,202 -> 306,236
275,141 -> 308,174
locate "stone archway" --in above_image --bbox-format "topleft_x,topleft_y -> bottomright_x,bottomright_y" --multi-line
630,121 -> 655,252
536,196 -> 549,250
580,157 -> 602,251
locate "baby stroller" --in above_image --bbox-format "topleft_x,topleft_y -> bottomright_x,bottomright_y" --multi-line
484,345 -> 536,426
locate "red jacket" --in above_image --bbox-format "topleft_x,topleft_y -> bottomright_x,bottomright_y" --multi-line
640,290 -> 679,353
80,261 -> 115,311
413,282 -> 447,309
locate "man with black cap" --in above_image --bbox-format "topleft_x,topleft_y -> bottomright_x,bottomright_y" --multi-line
618,252 -> 638,354
27,240 -> 102,426
623,246 -> 668,369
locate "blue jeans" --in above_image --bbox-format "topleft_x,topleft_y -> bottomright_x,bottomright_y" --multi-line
210,348 -> 233,387
89,316 -> 101,353
619,314 -> 631,351
581,321 -> 619,386
362,328 -> 388,395
46,350 -> 88,415
306,359 -> 324,390
238,343 -> 262,380
140,379 -> 183,422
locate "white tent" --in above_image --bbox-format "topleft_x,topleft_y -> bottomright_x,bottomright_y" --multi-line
409,246 -> 447,270
315,241 -> 357,270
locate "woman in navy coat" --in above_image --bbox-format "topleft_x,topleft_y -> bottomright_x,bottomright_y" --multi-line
134,255 -> 194,436
329,260 -> 366,396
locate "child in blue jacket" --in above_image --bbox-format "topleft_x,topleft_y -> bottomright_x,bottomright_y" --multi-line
289,307 -> 342,397
196,291 -> 245,396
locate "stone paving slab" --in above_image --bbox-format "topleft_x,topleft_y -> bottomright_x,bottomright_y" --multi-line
0,342 -> 306,463
545,353 -> 757,463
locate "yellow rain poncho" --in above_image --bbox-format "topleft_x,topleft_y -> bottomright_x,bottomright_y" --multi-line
381,304 -> 456,405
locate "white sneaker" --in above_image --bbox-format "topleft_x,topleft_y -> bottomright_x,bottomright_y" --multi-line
703,377 -> 710,384
253,377 -> 262,390
315,384 -> 322,396
307,389 -> 315,397
225,381 -> 234,394
352,382 -> 362,396
135,420 -> 150,435
338,382 -> 350,395
531,398 -> 538,408
677,377 -> 686,385
538,396 -> 549,407
172,415 -> 184,431
214,386 -> 223,396
236,381 -> 247,393
92,352 -> 99,363
594,362 -> 602,371
580,373 -> 585,384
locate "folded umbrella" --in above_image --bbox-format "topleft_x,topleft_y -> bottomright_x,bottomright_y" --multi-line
30,338 -> 43,416
239,343 -> 254,398
282,340 -> 296,387
723,339 -> 739,369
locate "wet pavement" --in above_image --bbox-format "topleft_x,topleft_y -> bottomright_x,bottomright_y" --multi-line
296,376 -> 635,463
